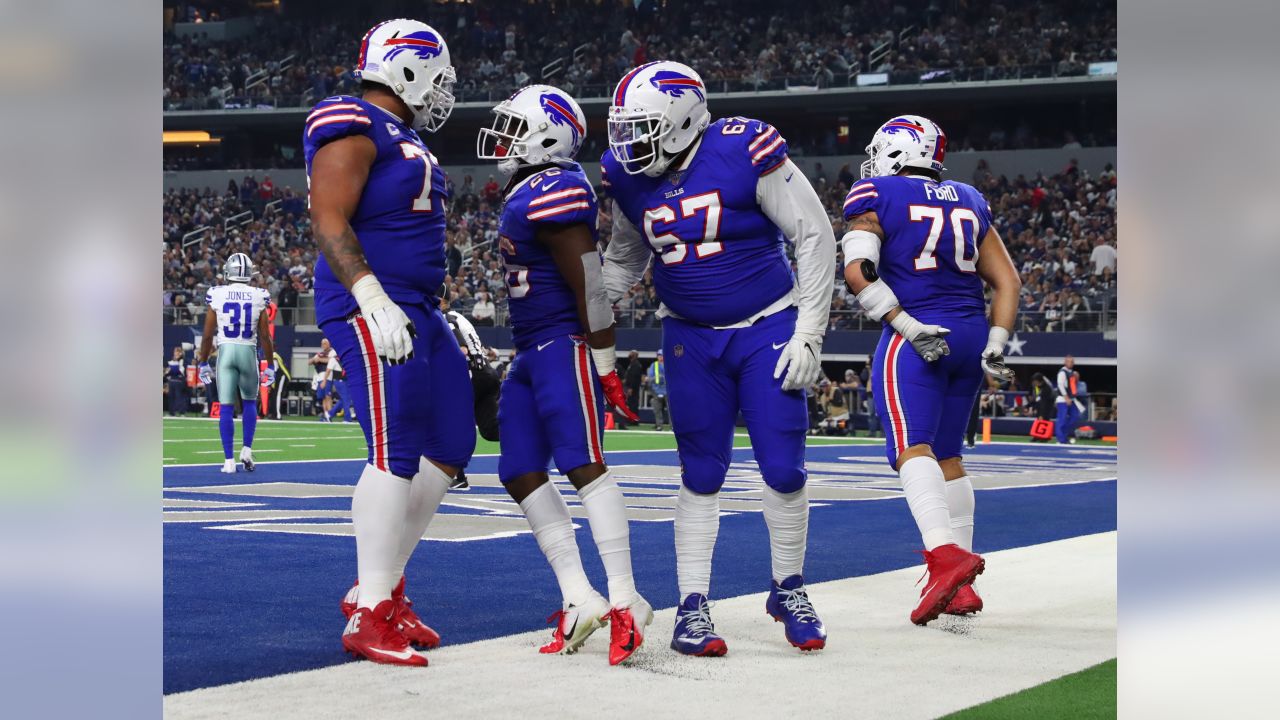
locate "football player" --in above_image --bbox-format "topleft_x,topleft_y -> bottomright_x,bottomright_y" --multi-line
196,253 -> 274,474
306,19 -> 474,667
478,85 -> 651,665
841,115 -> 1021,625
602,62 -> 836,655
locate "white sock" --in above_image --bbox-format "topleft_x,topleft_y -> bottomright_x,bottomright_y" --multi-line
352,463 -> 411,609
577,471 -> 638,606
519,480 -> 594,605
899,455 -> 955,551
762,486 -> 809,583
393,457 -> 453,577
675,486 -> 720,599
946,476 -> 975,551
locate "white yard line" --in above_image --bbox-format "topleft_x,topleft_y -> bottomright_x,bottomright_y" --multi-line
165,532 -> 1116,720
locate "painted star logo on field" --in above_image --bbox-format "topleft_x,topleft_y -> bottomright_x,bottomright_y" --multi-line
1005,333 -> 1026,356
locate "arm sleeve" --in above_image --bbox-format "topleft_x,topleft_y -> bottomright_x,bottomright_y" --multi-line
756,158 -> 837,336
602,202 -> 652,304
841,179 -> 881,220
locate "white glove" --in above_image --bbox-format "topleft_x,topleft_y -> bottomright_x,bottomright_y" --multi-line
889,311 -> 950,363
773,330 -> 824,391
351,274 -> 415,365
260,364 -> 276,385
198,363 -> 212,385
980,327 -> 1015,382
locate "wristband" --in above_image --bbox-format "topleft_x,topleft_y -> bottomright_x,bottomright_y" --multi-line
590,345 -> 616,375
985,326 -> 1010,355
854,279 -> 899,321
350,274 -> 392,315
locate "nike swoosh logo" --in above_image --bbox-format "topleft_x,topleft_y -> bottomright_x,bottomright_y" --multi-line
622,629 -> 636,652
367,645 -> 418,661
772,341 -> 787,350
785,173 -> 794,182
537,340 -> 556,351
542,181 -> 559,191
563,616 -> 579,640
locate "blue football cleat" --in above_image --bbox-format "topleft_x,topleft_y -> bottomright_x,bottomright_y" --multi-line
670,594 -> 728,657
766,575 -> 827,651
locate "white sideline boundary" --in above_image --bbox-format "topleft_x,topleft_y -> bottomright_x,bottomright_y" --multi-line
165,532 -> 1117,720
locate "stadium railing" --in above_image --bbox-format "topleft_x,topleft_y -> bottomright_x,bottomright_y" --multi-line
163,62 -> 1110,111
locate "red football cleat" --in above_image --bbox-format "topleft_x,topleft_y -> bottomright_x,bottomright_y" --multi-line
945,583 -> 984,616
607,599 -> 653,666
341,577 -> 441,648
342,599 -> 428,667
911,544 -> 985,626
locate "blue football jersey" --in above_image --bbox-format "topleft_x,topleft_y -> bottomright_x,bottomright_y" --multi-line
602,117 -> 795,327
303,95 -> 450,323
498,163 -> 599,350
842,175 -> 991,319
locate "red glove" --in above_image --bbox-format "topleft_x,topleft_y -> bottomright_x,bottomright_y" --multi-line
599,371 -> 639,422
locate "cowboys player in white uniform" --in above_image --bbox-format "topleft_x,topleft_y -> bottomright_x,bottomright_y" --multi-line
197,253 -> 275,473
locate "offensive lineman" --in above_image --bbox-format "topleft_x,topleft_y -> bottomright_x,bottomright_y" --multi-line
841,115 -> 1021,625
196,253 -> 274,474
602,62 -> 835,655
306,19 -> 474,666
478,84 -> 652,665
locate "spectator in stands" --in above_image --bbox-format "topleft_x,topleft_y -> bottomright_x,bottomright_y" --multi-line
1090,235 -> 1117,275
471,290 -> 496,326
482,175 -> 500,205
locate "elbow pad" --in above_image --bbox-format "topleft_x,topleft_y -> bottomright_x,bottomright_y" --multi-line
840,229 -> 881,265
855,279 -> 900,322
581,252 -> 614,332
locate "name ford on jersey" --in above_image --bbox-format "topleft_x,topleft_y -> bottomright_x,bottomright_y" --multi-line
923,184 -> 960,202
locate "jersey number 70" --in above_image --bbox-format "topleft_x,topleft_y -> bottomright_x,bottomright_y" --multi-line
908,205 -> 980,273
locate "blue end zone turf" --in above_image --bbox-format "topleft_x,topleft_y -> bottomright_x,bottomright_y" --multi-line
164,444 -> 1116,693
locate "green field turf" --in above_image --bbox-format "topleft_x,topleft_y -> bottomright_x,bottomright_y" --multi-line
941,659 -> 1117,719
162,416 -> 1108,465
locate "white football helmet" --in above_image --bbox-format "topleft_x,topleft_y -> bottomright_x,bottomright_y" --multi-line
356,19 -> 456,133
608,61 -> 711,177
477,85 -> 587,175
223,253 -> 254,283
861,115 -> 948,179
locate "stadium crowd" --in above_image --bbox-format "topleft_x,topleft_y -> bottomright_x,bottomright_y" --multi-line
163,160 -> 1117,333
164,0 -> 1116,110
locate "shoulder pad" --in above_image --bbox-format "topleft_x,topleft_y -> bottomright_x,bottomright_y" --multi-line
304,97 -> 373,147
742,119 -> 789,176
842,178 -> 881,219
524,168 -> 596,224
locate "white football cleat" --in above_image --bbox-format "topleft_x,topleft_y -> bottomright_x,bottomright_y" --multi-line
240,446 -> 255,472
539,592 -> 611,655
221,459 -> 237,474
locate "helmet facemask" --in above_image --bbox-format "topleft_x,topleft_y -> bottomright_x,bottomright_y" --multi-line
477,102 -> 533,175
399,65 -> 456,133
608,108 -> 674,177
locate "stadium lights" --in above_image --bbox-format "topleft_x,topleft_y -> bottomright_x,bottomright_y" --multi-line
163,130 -> 221,146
